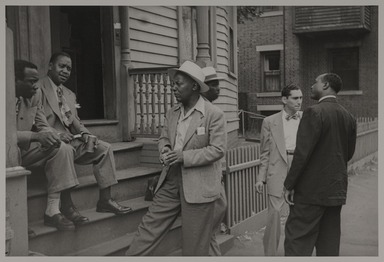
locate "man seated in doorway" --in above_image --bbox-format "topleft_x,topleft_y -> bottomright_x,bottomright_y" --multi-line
35,52 -> 132,230
15,60 -> 76,231
201,66 -> 228,256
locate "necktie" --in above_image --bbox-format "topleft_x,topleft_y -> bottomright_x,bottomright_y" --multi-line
16,97 -> 21,116
57,87 -> 72,126
285,112 -> 300,121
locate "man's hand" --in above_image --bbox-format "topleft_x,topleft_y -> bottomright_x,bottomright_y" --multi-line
58,132 -> 73,143
159,146 -> 171,166
255,181 -> 264,193
32,131 -> 61,148
284,187 -> 295,205
163,150 -> 183,166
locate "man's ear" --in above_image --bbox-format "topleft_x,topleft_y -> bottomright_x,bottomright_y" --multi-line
282,96 -> 287,105
48,62 -> 53,70
323,81 -> 330,90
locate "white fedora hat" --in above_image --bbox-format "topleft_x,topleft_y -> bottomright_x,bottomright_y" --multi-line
168,61 -> 209,93
202,67 -> 224,82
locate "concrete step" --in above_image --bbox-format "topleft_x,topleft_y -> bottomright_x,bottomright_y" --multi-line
27,165 -> 162,223
28,196 -> 153,256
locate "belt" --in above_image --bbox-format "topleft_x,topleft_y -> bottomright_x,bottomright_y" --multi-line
286,150 -> 295,155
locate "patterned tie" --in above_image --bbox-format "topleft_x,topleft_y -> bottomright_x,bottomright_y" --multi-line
285,112 -> 300,121
16,97 -> 22,116
57,86 -> 72,127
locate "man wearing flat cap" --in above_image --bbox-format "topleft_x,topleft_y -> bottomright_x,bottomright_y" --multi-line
126,61 -> 227,256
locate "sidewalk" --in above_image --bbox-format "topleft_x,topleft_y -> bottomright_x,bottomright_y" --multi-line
224,157 -> 378,256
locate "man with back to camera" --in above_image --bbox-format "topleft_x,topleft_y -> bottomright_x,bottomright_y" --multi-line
284,73 -> 357,256
255,84 -> 303,256
125,61 -> 226,256
35,52 -> 132,230
201,66 -> 227,256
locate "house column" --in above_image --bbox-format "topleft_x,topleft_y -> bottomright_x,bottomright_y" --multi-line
119,6 -> 134,141
195,6 -> 211,67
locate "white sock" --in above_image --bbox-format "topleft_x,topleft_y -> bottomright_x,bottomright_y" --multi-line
45,193 -> 61,217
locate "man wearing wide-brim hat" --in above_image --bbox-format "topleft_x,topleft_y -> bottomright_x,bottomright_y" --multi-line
126,61 -> 227,256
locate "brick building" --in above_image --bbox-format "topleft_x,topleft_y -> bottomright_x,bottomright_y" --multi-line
238,6 -> 378,118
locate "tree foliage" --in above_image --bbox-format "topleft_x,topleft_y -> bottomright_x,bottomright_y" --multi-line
237,6 -> 263,24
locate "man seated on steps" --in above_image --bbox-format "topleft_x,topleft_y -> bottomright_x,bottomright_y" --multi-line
15,60 -> 74,230
34,52 -> 132,230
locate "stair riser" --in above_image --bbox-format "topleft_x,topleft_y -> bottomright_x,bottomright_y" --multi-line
28,174 -> 159,223
29,208 -> 149,256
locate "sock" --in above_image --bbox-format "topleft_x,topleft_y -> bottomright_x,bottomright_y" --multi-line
60,189 -> 73,210
99,187 -> 111,202
45,193 -> 60,217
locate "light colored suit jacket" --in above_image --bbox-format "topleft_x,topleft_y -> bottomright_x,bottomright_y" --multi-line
36,76 -> 90,135
258,110 -> 302,197
16,89 -> 51,152
156,97 -> 226,204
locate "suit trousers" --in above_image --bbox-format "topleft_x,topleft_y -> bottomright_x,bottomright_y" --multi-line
22,142 -> 78,194
209,182 -> 227,256
263,194 -> 287,256
284,203 -> 342,256
263,154 -> 292,256
125,164 -> 215,256
70,138 -> 117,189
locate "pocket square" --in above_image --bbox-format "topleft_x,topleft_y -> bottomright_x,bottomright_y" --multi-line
197,127 -> 205,135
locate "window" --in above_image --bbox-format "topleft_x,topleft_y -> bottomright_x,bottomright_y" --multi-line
228,7 -> 237,75
329,47 -> 359,91
262,51 -> 281,92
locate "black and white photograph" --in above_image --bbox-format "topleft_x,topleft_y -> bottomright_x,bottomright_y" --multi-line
2,1 -> 380,259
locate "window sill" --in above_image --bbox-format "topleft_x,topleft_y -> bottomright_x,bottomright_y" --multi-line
257,92 -> 281,97
82,119 -> 119,127
338,90 -> 363,96
259,11 -> 283,18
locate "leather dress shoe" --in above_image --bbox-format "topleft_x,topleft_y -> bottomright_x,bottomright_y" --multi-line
96,199 -> 133,215
44,213 -> 75,231
60,206 -> 89,225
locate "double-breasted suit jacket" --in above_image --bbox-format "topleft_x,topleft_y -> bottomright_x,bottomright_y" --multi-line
36,76 -> 90,135
35,75 -> 117,190
156,97 -> 227,204
258,111 -> 302,197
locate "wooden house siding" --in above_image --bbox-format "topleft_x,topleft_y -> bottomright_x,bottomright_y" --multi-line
129,6 -> 179,68
215,7 -> 239,133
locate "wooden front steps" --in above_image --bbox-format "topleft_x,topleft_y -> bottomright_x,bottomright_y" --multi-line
27,141 -> 234,256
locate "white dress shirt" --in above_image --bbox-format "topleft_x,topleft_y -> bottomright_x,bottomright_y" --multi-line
282,110 -> 300,151
174,95 -> 205,151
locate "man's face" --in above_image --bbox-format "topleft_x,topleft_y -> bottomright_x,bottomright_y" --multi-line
48,55 -> 72,85
283,89 -> 303,113
203,80 -> 220,102
16,67 -> 39,98
311,74 -> 326,100
172,73 -> 197,104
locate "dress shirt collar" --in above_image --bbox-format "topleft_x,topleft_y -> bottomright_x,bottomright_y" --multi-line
282,109 -> 300,121
319,95 -> 336,102
180,95 -> 205,119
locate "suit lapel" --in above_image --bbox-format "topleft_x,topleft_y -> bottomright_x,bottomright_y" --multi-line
168,107 -> 181,149
41,77 -> 65,126
182,110 -> 204,149
271,111 -> 288,163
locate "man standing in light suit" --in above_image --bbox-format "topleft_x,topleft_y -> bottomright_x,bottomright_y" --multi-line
126,61 -> 226,256
255,84 -> 303,256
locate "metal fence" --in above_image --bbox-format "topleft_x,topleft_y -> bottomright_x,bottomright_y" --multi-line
350,117 -> 378,164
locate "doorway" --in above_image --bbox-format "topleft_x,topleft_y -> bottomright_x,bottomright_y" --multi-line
50,6 -> 114,120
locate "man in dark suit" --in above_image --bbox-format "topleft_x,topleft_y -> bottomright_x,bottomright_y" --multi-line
126,61 -> 226,256
35,52 -> 132,230
283,73 -> 357,256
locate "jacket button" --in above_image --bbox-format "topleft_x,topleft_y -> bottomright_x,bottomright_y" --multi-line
20,117 -> 23,120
